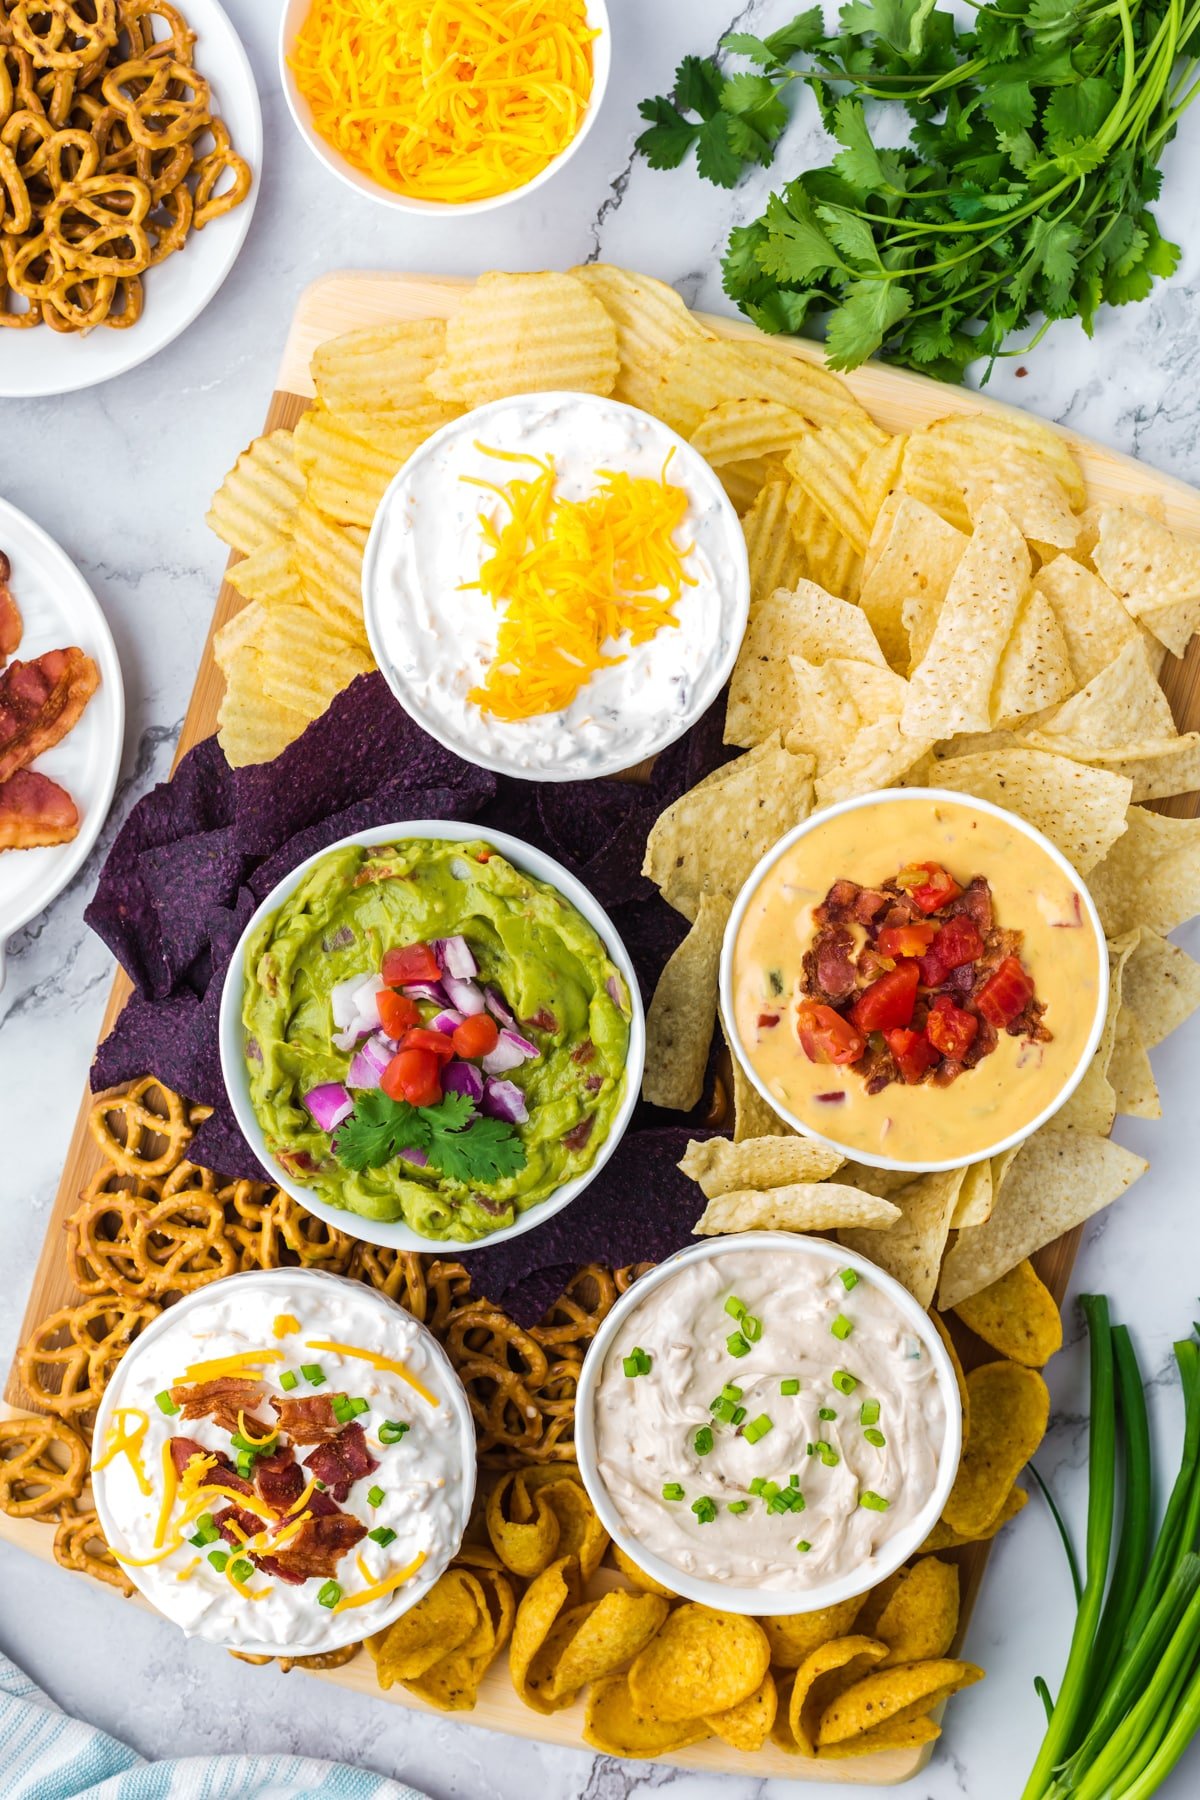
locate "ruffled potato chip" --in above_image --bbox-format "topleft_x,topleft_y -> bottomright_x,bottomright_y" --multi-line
678,1135 -> 843,1197
694,1182 -> 901,1237
785,483 -> 862,600
509,1555 -> 583,1714
705,1670 -> 778,1751
784,416 -> 892,554
941,1362 -> 1049,1536
761,1597 -> 864,1670
547,1588 -> 670,1702
784,1635 -> 889,1756
311,318 -> 448,413
368,1568 -> 483,1685
569,264 -> 712,415
583,1671 -> 710,1758
741,480 -> 810,607
611,1542 -> 677,1598
953,1260 -> 1062,1368
207,430 -> 306,556
428,272 -> 618,408
873,1556 -> 960,1665
650,335 -> 858,440
920,1483 -> 1027,1552
816,1657 -> 984,1747
292,403 -> 438,528
628,1603 -> 770,1722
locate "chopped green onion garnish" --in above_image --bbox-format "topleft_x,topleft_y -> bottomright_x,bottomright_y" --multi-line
860,1490 -> 890,1511
864,1427 -> 887,1448
743,1413 -> 774,1445
780,1377 -> 800,1396
231,1430 -> 276,1456
839,1268 -> 860,1291
815,1440 -> 840,1467
710,1397 -> 738,1425
731,1405 -> 746,1426
832,1369 -> 859,1395
207,1549 -> 229,1572
818,1406 -> 837,1421
188,1514 -> 219,1548
748,1477 -> 766,1496
721,1383 -> 743,1402
332,1396 -> 354,1425
742,1313 -> 763,1342
691,1496 -> 718,1524
279,1369 -> 299,1392
662,1482 -> 686,1501
831,1314 -> 853,1341
806,1442 -> 816,1456
367,1485 -> 385,1507
694,1425 -> 714,1456
789,1473 -> 801,1487
230,1557 -> 254,1584
368,1526 -> 397,1547
301,1363 -> 326,1386
350,1396 -> 369,1417
236,1452 -> 254,1478
155,1390 -> 179,1416
378,1420 -> 409,1445
317,1579 -> 342,1607
860,1399 -> 881,1426
725,1295 -> 747,1322
796,1539 -> 812,1553
623,1347 -> 652,1377
726,1331 -> 750,1358
728,1500 -> 750,1514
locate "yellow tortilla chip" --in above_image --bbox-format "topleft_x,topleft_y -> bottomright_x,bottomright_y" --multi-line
1092,504 -> 1200,655
939,1131 -> 1147,1310
643,738 -> 814,918
547,1589 -> 670,1702
428,272 -> 618,407
785,1636 -> 889,1757
1088,806 -> 1200,937
817,1658 -> 984,1746
1108,1006 -> 1161,1119
873,1556 -> 960,1665
786,656 -> 908,776
839,1168 -> 965,1308
991,588 -> 1074,723
311,317 -> 448,413
960,446 -> 1079,549
951,1159 -> 993,1230
1027,639 -> 1176,758
929,748 -> 1131,876
1082,734 -> 1200,805
923,411 -> 1086,509
732,1055 -> 795,1141
569,264 -> 711,414
1055,928 -> 1137,1137
583,1672 -> 710,1758
724,582 -> 885,746
1122,927 -> 1200,1048
705,1672 -> 778,1751
901,504 -> 1031,738
695,1182 -> 902,1237
742,479 -> 810,606
921,1483 -> 1027,1552
509,1556 -> 583,1714
642,892 -> 729,1112
952,1259 -> 1062,1368
678,1135 -> 843,1196
941,1363 -> 1049,1536
611,1543 -> 677,1598
1032,557 -> 1145,686
628,1603 -> 770,1722
858,495 -> 966,673
761,1597 -> 865,1671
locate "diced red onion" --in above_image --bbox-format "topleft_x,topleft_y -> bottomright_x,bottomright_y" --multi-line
362,1033 -> 393,1073
401,979 -> 448,1005
482,1027 -> 538,1075
399,1146 -> 429,1168
443,973 -> 485,1015
434,935 -> 477,980
484,985 -> 516,1030
347,1049 -> 381,1090
332,972 -> 384,1050
304,1083 -> 354,1133
606,974 -> 626,1009
482,1077 -> 528,1124
431,1008 -> 465,1035
443,1059 -> 484,1103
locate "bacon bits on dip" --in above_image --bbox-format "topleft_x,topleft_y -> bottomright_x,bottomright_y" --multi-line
726,791 -> 1105,1167
91,1272 -> 474,1653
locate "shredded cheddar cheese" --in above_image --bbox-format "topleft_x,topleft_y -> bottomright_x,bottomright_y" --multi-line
461,447 -> 696,721
287,1473 -> 322,1518
154,1439 -> 179,1548
289,0 -> 597,205
334,1549 -> 428,1612
93,1409 -> 152,1497
179,1349 -> 283,1383
273,1313 -> 301,1338
303,1339 -> 438,1408
175,1556 -> 201,1582
355,1550 -> 374,1586
236,1409 -> 278,1447
224,1556 -> 270,1602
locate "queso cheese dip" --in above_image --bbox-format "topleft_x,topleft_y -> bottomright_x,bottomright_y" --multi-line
729,794 -> 1104,1165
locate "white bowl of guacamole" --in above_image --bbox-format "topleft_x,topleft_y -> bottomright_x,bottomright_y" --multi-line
219,820 -> 645,1250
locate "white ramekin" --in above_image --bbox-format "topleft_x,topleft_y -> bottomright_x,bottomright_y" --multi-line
219,818 -> 645,1250
279,0 -> 611,217
719,787 -> 1110,1174
91,1267 -> 477,1656
574,1232 -> 964,1615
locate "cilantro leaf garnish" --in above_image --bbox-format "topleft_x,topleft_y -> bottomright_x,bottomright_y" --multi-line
334,1090 -> 527,1184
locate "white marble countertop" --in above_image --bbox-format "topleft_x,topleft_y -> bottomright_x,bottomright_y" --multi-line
3,2 -> 1200,1794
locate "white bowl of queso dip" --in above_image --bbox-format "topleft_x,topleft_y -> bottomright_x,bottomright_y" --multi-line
721,789 -> 1107,1172
91,1269 -> 476,1656
576,1234 -> 961,1613
362,392 -> 750,782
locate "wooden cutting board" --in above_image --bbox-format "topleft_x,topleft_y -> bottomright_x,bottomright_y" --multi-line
6,270 -> 1200,1784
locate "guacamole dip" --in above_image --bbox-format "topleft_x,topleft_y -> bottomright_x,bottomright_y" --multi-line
242,837 -> 632,1240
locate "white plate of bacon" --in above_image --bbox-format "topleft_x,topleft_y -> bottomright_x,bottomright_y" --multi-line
0,498 -> 124,991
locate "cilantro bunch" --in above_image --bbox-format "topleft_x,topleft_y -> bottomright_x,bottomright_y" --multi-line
335,1090 -> 527,1185
636,0 -> 1199,379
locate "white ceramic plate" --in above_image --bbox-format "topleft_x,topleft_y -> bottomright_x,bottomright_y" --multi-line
0,0 -> 262,399
219,819 -> 646,1252
0,497 -> 124,990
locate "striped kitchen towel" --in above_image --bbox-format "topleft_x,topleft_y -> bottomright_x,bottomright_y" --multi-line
0,1652 -> 426,1800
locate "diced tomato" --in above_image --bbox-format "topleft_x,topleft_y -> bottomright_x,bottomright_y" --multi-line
850,960 -> 920,1033
451,1013 -> 499,1060
926,994 -> 979,1059
976,956 -> 1035,1027
884,1027 -> 940,1084
377,991 -> 421,1039
932,915 -> 984,970
899,862 -> 963,915
757,1011 -> 780,1029
795,1001 -> 866,1066
399,1026 -> 456,1063
382,1047 -> 443,1107
381,942 -> 441,986
876,921 -> 936,958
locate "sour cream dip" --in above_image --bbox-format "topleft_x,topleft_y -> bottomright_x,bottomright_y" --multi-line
92,1270 -> 475,1654
362,391 -> 750,780
579,1236 -> 960,1609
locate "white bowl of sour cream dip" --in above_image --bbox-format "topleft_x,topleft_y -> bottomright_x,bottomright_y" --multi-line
92,1268 -> 476,1655
576,1233 -> 962,1615
361,391 -> 750,782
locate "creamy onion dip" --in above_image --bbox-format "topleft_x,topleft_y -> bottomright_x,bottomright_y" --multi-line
592,1246 -> 948,1594
93,1272 -> 474,1652
363,392 -> 749,778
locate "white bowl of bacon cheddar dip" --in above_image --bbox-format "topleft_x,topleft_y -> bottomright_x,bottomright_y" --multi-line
362,393 -> 750,781
720,789 -> 1108,1172
576,1234 -> 961,1613
91,1269 -> 475,1655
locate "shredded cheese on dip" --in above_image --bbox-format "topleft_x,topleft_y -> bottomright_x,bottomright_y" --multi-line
289,0 -> 597,204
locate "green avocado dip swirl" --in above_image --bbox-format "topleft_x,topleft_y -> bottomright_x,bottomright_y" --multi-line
242,838 -> 632,1241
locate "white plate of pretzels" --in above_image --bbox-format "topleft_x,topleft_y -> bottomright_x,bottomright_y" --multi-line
0,0 -> 262,397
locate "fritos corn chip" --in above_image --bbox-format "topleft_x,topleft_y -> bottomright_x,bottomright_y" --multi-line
783,1635 -> 889,1757
941,1362 -> 1049,1536
546,1588 -> 670,1702
705,1671 -> 778,1751
873,1556 -> 960,1666
627,1603 -> 770,1722
583,1672 -> 711,1757
761,1597 -> 864,1671
816,1657 -> 983,1748
952,1260 -> 1062,1368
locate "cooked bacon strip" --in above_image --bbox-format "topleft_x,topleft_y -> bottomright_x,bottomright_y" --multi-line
169,1376 -> 268,1437
302,1422 -> 379,1504
167,1436 -> 255,1496
262,1512 -> 366,1581
253,1445 -> 305,1515
804,924 -> 858,1002
213,1500 -> 264,1545
0,553 -> 20,670
0,647 -> 100,785
269,1392 -> 343,1445
0,769 -> 79,850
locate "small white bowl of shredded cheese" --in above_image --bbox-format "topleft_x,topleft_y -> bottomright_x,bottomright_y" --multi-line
362,392 -> 751,781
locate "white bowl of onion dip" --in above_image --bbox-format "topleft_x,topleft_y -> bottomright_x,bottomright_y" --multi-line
92,1269 -> 476,1655
362,392 -> 750,781
576,1234 -> 961,1615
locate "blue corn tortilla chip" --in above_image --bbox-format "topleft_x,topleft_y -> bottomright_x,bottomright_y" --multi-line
91,991 -> 204,1096
188,1094 -> 272,1183
137,826 -> 248,982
